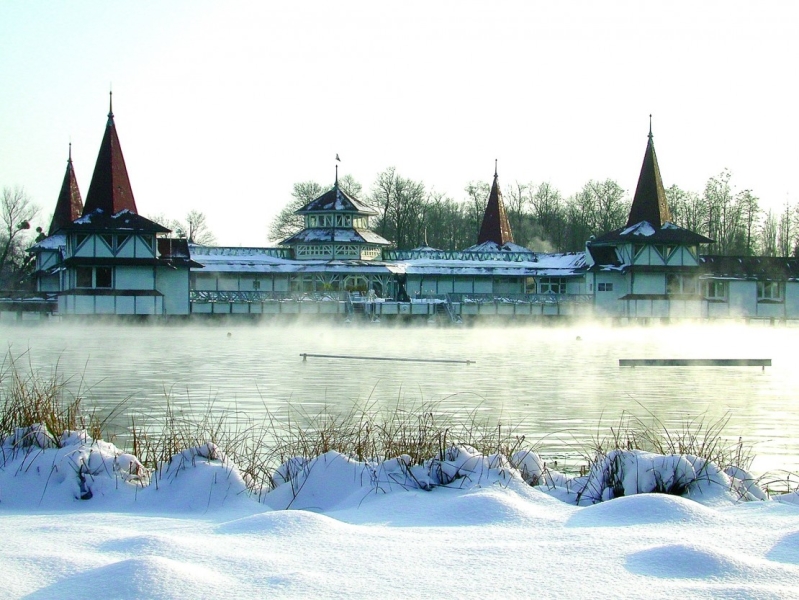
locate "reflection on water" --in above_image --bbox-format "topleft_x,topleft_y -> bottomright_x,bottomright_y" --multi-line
2,321 -> 797,475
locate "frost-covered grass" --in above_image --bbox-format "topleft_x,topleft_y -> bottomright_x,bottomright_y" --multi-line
0,351 -> 116,447
2,353 -> 795,506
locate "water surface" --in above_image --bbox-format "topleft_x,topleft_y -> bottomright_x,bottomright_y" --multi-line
2,320 -> 796,475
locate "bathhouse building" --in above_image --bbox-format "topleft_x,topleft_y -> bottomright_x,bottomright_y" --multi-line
19,101 -> 799,323
30,96 -> 198,316
585,123 -> 799,321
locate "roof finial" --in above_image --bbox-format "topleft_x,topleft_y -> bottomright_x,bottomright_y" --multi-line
494,158 -> 498,178
648,114 -> 653,140
108,90 -> 114,119
335,163 -> 338,187
68,141 -> 72,163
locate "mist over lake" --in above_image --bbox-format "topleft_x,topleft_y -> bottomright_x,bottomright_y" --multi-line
2,321 -> 797,475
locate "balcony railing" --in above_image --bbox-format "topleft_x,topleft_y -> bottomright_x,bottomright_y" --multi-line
190,290 -> 349,303
447,293 -> 593,304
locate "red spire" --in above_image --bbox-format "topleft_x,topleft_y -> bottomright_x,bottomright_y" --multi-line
477,160 -> 514,245
82,92 -> 138,215
48,143 -> 84,235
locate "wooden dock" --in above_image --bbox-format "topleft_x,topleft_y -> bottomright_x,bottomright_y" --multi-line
619,359 -> 770,368
301,353 -> 475,365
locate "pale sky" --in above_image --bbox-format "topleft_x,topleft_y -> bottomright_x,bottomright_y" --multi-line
1,1 -> 797,246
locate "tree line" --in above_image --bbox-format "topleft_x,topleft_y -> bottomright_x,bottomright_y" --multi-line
2,165 -> 798,290
271,167 -> 799,258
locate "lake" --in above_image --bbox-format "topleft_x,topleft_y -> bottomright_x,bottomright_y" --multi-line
2,320 -> 797,476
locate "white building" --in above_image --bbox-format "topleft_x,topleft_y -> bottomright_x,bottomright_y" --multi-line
22,109 -> 799,323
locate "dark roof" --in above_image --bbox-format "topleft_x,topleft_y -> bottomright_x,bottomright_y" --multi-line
477,165 -> 514,246
49,146 -> 83,235
699,255 -> 799,280
158,237 -> 205,268
64,209 -> 171,234
82,97 -> 138,216
280,228 -> 391,246
626,125 -> 672,228
587,245 -> 621,267
592,221 -> 713,246
296,185 -> 377,216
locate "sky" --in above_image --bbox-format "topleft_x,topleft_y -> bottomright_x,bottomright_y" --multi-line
1,1 -> 797,246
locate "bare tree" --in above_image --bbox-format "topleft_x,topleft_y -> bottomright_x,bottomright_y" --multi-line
463,181 -> 490,241
530,182 -> 566,251
0,186 -> 39,288
760,209 -> 778,257
703,170 -> 742,254
589,179 -> 629,234
184,210 -> 216,245
736,189 -> 760,256
145,212 -> 182,233
778,200 -> 795,257
268,181 -> 325,242
666,184 -> 706,233
370,168 -> 426,249
146,211 -> 216,245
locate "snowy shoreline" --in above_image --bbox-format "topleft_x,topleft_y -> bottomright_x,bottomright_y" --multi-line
2,426 -> 799,598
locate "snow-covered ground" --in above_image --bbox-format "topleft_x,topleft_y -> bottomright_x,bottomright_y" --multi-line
2,428 -> 799,598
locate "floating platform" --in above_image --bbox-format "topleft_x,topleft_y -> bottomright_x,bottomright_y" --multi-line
619,358 -> 771,367
301,353 -> 475,365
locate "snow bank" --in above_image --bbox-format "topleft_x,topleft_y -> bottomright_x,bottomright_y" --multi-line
0,427 -> 249,512
1,427 -> 793,515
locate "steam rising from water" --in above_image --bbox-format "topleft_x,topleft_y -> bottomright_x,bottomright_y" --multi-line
2,320 -> 797,475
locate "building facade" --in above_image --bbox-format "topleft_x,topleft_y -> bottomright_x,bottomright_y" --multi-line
20,108 -> 799,323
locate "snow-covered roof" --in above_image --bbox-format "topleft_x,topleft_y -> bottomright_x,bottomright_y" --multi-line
592,221 -> 713,246
397,252 -> 586,277
65,209 -> 171,233
28,233 -> 66,251
190,246 -> 586,277
296,186 -> 377,216
462,241 -> 535,254
281,228 -> 391,246
621,221 -> 657,237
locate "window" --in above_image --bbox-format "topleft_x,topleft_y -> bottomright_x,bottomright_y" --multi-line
666,274 -> 698,295
539,277 -> 566,294
76,267 -> 93,288
76,266 -> 112,289
95,267 -> 112,288
75,234 -> 89,251
334,215 -> 352,227
100,234 -> 114,249
360,247 -> 380,260
297,244 -> 333,257
703,280 -> 727,300
757,281 -> 783,302
656,245 -> 675,262
291,275 -> 317,292
597,282 -> 614,292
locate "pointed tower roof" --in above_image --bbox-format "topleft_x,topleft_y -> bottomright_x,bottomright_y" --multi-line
48,144 -> 84,235
477,160 -> 514,245
295,175 -> 377,216
82,93 -> 138,216
626,117 -> 671,227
